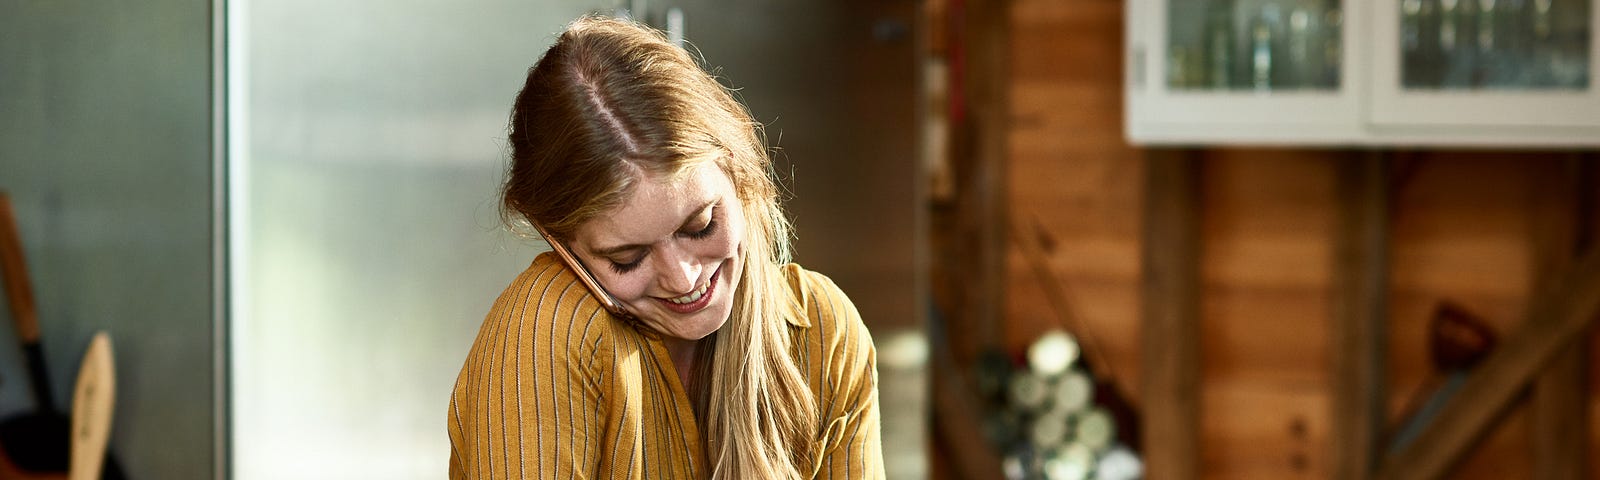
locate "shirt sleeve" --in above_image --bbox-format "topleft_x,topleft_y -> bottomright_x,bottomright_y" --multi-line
809,274 -> 886,480
448,263 -> 609,479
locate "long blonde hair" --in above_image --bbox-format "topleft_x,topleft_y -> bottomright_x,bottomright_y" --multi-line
500,16 -> 818,479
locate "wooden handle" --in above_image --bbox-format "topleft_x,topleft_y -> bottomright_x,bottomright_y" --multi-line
70,332 -> 115,480
0,193 -> 40,345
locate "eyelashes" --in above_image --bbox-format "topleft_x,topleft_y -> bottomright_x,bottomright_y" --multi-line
610,257 -> 643,274
607,218 -> 720,274
684,219 -> 718,240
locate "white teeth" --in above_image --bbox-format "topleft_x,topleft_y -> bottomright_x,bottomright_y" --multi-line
668,281 -> 710,305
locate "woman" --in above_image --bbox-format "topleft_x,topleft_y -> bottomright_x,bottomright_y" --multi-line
447,16 -> 884,479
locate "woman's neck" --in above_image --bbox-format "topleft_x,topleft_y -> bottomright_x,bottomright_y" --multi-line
661,336 -> 699,389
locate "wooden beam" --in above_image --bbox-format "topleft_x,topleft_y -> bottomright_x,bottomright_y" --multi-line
1375,238 -> 1600,480
1141,150 -> 1201,480
927,1 -> 1010,477
964,0 -> 1010,356
942,0 -> 1010,364
1530,157 -> 1591,480
1330,153 -> 1390,480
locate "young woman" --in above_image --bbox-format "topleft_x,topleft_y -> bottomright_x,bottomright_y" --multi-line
447,16 -> 884,479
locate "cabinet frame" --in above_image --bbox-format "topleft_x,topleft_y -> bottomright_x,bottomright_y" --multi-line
1125,0 -> 1600,147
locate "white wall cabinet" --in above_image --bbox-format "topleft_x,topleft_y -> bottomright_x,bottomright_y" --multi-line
1126,0 -> 1600,146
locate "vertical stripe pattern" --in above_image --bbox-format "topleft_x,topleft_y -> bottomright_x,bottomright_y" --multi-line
448,253 -> 885,479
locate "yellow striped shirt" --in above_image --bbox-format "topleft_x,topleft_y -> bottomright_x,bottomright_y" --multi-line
448,252 -> 884,479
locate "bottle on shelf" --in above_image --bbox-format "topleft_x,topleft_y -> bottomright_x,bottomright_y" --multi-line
1532,0 -> 1552,40
1441,0 -> 1460,52
1288,6 -> 1314,87
1251,4 -> 1281,91
1403,0 -> 1425,53
1321,6 -> 1342,86
1205,0 -> 1237,89
1478,0 -> 1497,51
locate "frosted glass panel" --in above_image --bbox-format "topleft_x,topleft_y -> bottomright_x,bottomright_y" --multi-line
229,1 -> 601,478
1167,0 -> 1344,91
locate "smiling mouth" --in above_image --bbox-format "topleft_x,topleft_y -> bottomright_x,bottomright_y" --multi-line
667,279 -> 711,304
656,263 -> 722,314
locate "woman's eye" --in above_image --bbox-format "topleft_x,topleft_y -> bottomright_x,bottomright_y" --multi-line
610,257 -> 643,274
683,219 -> 718,240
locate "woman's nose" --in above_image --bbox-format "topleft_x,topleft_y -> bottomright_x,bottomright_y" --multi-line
653,242 -> 702,296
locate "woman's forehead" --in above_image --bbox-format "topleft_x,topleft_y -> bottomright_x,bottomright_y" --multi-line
625,160 -> 728,208
580,162 -> 731,245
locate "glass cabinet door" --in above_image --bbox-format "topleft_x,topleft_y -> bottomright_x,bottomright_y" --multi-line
1372,0 -> 1600,133
1166,0 -> 1345,92
1398,0 -> 1589,89
1127,0 -> 1368,144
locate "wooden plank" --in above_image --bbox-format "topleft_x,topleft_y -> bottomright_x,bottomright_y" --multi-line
1330,154 -> 1390,480
1375,243 -> 1600,480
1005,0 -> 1142,398
1141,150 -> 1201,480
1382,156 -> 1540,480
1530,157 -> 1591,480
1195,156 -> 1339,478
1200,382 -> 1327,478
1387,158 -> 1538,397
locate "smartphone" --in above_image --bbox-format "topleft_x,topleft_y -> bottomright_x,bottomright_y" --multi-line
531,221 -> 636,320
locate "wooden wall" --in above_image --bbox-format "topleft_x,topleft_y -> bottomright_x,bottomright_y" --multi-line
999,0 -> 1599,478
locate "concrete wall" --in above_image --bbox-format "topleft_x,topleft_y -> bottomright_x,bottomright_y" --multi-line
0,0 -> 218,477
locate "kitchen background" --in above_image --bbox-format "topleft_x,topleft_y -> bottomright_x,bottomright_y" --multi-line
3,0 -> 1599,479
3,0 -> 921,478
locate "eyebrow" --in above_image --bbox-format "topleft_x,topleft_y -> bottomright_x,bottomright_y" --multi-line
589,199 -> 717,258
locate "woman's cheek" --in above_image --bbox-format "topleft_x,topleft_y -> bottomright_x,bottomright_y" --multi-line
720,210 -> 748,256
599,268 -> 652,302
714,229 -> 740,257
621,273 -> 656,301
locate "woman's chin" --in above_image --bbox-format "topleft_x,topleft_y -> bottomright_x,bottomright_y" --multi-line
662,299 -> 733,341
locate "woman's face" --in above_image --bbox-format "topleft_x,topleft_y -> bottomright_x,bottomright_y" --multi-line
570,161 -> 746,342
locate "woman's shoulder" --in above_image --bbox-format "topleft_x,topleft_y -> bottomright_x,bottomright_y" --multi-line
496,253 -> 606,320
778,264 -> 878,417
463,253 -> 622,376
778,263 -> 871,352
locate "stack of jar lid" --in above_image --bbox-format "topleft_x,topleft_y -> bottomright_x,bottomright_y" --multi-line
977,329 -> 1143,480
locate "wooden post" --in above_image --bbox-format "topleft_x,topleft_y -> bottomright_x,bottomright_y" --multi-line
940,0 -> 1010,364
1530,157 -> 1591,480
1141,150 -> 1201,480
1330,154 -> 1389,480
1375,246 -> 1600,480
928,0 -> 1011,477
